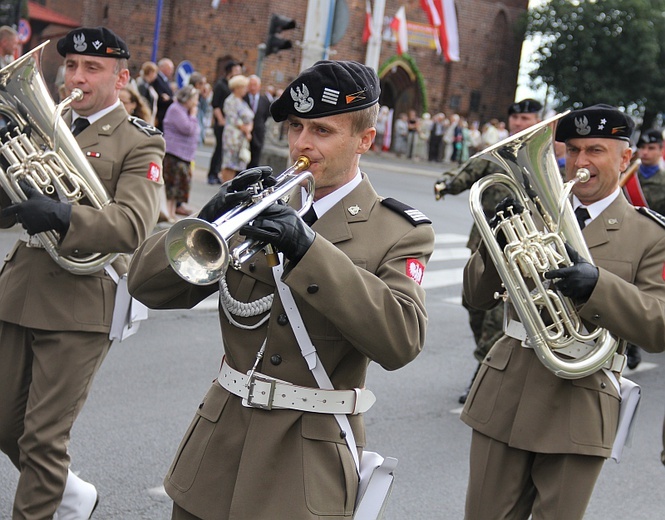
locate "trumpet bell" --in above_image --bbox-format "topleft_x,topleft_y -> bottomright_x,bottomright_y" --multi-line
166,218 -> 231,285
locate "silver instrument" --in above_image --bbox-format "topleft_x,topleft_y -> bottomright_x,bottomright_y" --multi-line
0,41 -> 118,274
468,113 -> 618,379
165,156 -> 314,285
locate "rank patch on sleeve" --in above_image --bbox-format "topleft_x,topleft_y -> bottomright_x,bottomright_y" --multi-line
147,162 -> 161,182
407,258 -> 425,285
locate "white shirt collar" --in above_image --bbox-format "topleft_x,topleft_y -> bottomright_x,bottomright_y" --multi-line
572,188 -> 620,223
302,167 -> 362,220
72,99 -> 122,126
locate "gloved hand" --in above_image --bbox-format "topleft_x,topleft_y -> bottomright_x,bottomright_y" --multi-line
544,243 -> 599,302
489,197 -> 524,250
198,166 -> 274,223
240,203 -> 315,263
434,173 -> 455,200
1,181 -> 71,237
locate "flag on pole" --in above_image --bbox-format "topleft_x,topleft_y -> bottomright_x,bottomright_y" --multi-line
435,0 -> 460,62
390,6 -> 408,55
362,0 -> 373,44
420,0 -> 441,27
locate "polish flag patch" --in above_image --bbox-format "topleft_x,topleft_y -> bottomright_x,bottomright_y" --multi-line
406,258 -> 425,285
662,263 -> 665,281
147,162 -> 161,182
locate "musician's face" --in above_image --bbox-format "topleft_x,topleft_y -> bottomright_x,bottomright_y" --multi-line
63,54 -> 129,116
286,113 -> 375,200
565,137 -> 632,205
508,112 -> 539,135
637,143 -> 663,167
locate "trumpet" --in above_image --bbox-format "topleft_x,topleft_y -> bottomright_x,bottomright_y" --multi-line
165,156 -> 313,286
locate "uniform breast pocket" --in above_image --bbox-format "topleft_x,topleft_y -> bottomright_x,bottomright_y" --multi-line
87,157 -> 114,181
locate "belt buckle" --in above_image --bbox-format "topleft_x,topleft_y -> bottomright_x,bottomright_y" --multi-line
242,373 -> 277,410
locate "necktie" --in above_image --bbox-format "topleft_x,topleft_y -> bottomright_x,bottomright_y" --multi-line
252,95 -> 258,113
575,206 -> 590,230
302,205 -> 318,226
71,117 -> 90,137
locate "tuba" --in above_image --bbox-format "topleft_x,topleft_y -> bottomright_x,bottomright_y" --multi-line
165,156 -> 314,286
468,112 -> 619,379
0,41 -> 117,275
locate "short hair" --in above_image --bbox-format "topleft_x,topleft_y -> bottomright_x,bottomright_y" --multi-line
350,103 -> 380,135
189,72 -> 205,86
0,26 -> 18,41
141,61 -> 158,76
228,74 -> 249,91
176,84 -> 199,104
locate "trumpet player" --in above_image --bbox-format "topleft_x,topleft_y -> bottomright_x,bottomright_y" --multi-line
128,60 -> 434,520
434,99 -> 543,403
0,27 -> 165,519
461,104 -> 665,519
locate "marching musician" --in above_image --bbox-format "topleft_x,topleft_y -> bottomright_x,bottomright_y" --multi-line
460,104 -> 665,519
128,60 -> 434,520
0,27 -> 164,518
434,98 -> 543,404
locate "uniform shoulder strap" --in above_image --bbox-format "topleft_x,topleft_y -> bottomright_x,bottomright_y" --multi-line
380,198 -> 431,225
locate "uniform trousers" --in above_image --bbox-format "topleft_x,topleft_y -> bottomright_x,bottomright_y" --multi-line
465,430 -> 604,520
0,321 -> 111,519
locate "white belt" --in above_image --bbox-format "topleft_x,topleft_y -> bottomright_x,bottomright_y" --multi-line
217,358 -> 376,415
504,319 -> 627,373
18,231 -> 45,248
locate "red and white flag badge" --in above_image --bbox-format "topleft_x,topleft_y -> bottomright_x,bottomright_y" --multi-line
662,263 -> 665,281
147,162 -> 161,182
86,151 -> 101,158
406,258 -> 425,285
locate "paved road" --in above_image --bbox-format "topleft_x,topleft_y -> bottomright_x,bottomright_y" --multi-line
0,146 -> 664,519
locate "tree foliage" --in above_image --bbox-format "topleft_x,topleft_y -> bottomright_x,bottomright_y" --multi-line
526,0 -> 665,126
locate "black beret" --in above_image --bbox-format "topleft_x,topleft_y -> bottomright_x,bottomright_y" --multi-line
555,104 -> 634,142
508,98 -> 542,115
637,129 -> 663,147
270,60 -> 380,122
57,27 -> 130,60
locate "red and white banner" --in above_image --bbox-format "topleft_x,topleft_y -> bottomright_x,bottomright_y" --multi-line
390,6 -> 408,55
420,0 -> 441,27
362,0 -> 373,44
434,0 -> 460,62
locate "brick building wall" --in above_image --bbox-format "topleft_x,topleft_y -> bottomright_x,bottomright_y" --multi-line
32,0 -> 528,124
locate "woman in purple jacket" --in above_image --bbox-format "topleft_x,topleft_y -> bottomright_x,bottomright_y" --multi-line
162,85 -> 200,222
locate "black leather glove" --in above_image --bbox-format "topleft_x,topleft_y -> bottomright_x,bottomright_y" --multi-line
198,166 -> 274,223
544,243 -> 599,302
240,203 -> 315,263
489,197 -> 524,250
1,181 -> 71,237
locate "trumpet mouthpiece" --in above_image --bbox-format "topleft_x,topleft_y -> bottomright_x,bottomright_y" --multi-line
295,156 -> 311,170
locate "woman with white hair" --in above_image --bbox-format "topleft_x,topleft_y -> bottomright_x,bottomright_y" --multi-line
222,74 -> 254,182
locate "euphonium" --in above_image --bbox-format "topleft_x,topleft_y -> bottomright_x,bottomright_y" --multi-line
468,112 -> 619,379
0,41 -> 117,274
165,156 -> 314,286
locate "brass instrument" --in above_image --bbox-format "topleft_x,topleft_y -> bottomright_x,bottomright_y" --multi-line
0,41 -> 118,274
469,113 -> 618,380
165,156 -> 314,286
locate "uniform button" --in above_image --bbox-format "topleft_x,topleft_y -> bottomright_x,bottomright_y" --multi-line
270,354 -> 282,365
486,355 -> 492,362
593,314 -> 600,320
277,313 -> 288,325
307,284 -> 319,294
600,382 -> 606,389
198,402 -> 204,409
340,430 -> 347,439
249,263 -> 256,272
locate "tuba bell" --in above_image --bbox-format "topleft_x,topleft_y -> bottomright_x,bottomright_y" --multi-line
468,112 -> 619,380
0,41 -> 117,275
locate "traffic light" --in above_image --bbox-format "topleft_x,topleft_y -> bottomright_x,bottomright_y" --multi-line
265,14 -> 296,56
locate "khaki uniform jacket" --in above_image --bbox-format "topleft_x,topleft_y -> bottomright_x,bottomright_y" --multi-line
0,105 -> 165,333
128,175 -> 435,520
461,194 -> 665,457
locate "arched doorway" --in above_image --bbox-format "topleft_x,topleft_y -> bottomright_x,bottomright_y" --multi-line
378,56 -> 424,119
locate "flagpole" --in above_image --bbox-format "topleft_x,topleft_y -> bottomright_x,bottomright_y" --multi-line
365,0 -> 386,71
